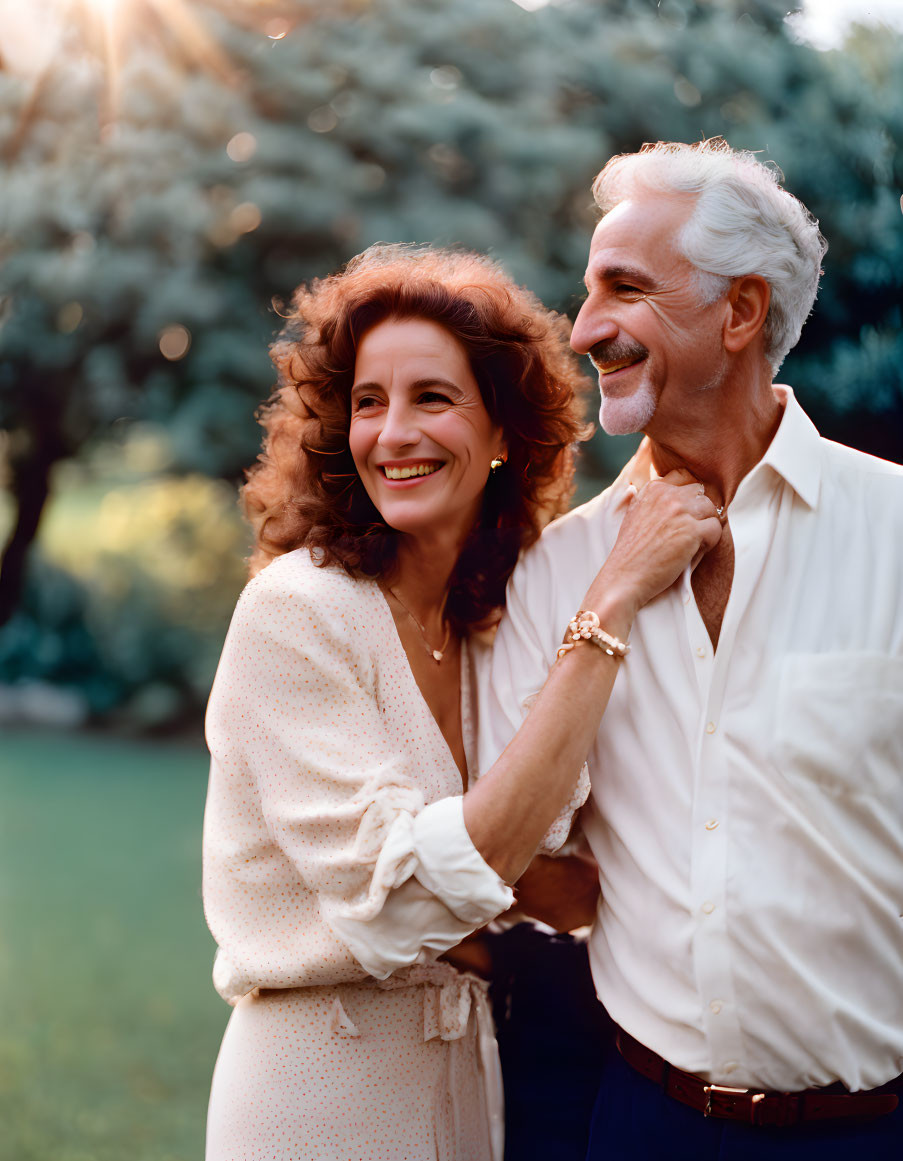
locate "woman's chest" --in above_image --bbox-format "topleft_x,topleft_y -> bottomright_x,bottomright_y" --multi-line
371,647 -> 469,799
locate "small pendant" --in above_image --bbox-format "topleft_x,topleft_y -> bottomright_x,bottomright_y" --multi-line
432,649 -> 443,662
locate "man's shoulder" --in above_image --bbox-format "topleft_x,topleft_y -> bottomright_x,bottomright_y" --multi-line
821,436 -> 900,478
820,437 -> 903,484
536,482 -> 624,551
818,439 -> 903,518
502,481 -> 626,611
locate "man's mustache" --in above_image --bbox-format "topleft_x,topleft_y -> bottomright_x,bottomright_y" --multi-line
588,338 -> 649,371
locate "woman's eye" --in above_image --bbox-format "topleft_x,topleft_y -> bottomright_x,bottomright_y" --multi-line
353,395 -> 380,411
418,391 -> 452,405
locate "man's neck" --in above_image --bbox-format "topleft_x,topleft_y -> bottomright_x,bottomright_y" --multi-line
646,369 -> 783,509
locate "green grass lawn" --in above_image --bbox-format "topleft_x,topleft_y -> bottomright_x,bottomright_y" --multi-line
0,729 -> 227,1161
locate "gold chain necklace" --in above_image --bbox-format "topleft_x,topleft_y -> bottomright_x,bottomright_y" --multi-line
386,585 -> 452,664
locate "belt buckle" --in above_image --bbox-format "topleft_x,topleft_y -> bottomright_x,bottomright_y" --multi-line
703,1083 -> 766,1121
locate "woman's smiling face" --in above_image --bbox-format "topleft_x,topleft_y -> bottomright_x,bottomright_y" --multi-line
349,316 -> 504,545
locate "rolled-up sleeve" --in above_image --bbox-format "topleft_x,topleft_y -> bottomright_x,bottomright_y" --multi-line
329,796 -> 513,977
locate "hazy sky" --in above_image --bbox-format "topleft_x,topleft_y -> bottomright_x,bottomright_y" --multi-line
511,0 -> 903,49
2,1 -> 902,77
787,0 -> 903,48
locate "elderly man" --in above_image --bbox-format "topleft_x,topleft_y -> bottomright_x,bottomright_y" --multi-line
480,139 -> 903,1159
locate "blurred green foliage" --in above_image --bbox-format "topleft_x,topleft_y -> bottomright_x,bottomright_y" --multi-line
0,458 -> 248,726
0,0 -> 901,725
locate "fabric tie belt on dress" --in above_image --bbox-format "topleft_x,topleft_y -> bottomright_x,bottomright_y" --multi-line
617,1027 -> 902,1127
327,962 -> 504,1161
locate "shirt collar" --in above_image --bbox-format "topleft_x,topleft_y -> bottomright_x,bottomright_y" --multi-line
754,385 -> 822,510
614,384 -> 823,511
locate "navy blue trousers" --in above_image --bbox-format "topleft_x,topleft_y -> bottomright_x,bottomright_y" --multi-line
487,925 -> 615,1161
586,1044 -> 903,1161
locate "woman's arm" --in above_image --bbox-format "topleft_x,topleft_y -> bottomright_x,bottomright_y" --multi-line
462,470 -> 721,883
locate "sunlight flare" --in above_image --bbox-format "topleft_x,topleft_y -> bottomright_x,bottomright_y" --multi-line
0,0 -> 265,143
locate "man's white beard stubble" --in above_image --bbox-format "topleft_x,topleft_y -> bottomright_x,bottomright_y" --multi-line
598,382 -> 659,436
598,351 -> 729,436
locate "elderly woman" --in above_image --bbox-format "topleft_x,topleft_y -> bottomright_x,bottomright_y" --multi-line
203,244 -> 719,1160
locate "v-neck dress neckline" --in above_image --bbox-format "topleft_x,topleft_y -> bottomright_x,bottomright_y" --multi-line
369,580 -> 476,792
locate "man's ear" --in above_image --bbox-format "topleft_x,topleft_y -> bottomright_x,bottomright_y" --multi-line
723,275 -> 770,354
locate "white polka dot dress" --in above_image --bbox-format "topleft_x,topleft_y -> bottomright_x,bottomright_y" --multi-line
203,550 -> 514,1160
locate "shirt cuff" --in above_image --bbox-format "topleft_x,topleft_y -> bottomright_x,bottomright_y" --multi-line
412,795 -> 515,924
328,877 -> 487,979
324,796 -> 514,979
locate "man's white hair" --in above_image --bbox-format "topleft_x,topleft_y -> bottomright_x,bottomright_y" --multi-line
591,138 -> 828,372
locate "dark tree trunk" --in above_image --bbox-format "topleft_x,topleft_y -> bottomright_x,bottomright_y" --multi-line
0,433 -> 63,627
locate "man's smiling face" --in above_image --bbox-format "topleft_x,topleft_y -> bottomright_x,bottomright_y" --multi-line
570,194 -> 731,437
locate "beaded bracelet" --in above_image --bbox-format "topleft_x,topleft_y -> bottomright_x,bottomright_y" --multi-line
556,609 -> 630,661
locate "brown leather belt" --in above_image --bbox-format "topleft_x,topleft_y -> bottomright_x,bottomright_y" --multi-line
616,1028 -> 901,1128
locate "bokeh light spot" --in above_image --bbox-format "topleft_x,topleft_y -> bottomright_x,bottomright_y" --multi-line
674,77 -> 702,107
158,325 -> 191,361
57,302 -> 84,334
330,90 -> 357,118
229,202 -> 262,234
307,106 -> 338,134
226,132 -> 257,163
356,163 -> 386,192
430,65 -> 462,91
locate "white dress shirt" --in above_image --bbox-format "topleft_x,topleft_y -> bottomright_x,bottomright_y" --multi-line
479,387 -> 903,1093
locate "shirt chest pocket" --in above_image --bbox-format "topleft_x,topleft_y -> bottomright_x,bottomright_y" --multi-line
774,652 -> 903,801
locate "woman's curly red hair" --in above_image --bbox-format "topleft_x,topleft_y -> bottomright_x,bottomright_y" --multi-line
242,243 -> 592,631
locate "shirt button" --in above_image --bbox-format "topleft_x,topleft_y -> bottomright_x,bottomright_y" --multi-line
696,646 -> 706,658
701,901 -> 716,915
723,1061 -> 738,1075
709,1000 -> 723,1014
705,721 -> 717,734
705,819 -> 719,831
